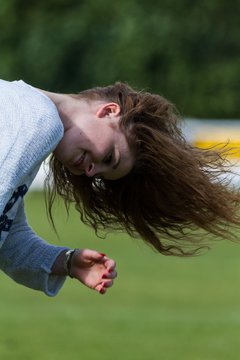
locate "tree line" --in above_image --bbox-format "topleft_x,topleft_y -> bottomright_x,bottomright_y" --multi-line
0,0 -> 239,118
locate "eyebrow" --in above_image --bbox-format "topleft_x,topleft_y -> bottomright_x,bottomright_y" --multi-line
112,156 -> 121,170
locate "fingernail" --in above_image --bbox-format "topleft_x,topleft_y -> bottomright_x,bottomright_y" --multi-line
99,253 -> 106,257
102,274 -> 108,279
100,288 -> 105,294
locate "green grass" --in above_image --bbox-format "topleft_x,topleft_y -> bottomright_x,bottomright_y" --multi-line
1,191 -> 240,360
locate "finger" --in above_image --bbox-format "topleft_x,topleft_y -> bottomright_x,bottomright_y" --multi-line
99,252 -> 107,257
95,282 -> 107,294
105,259 -> 116,272
103,280 -> 113,288
80,249 -> 107,261
99,287 -> 107,295
102,270 -> 117,279
95,280 -> 113,292
95,282 -> 103,292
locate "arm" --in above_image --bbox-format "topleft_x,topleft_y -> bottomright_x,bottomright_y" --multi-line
0,201 -> 117,296
0,201 -> 68,296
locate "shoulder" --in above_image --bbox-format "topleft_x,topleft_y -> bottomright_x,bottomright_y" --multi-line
0,79 -> 64,151
0,80 -> 64,205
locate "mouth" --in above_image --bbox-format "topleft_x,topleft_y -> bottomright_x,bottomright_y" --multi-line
72,151 -> 86,169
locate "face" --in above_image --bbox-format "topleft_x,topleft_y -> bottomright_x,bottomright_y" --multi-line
54,100 -> 134,180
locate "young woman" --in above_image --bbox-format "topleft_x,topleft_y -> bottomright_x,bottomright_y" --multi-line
0,79 -> 239,296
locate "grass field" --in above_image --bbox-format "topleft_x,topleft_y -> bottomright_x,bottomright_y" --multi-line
1,192 -> 240,360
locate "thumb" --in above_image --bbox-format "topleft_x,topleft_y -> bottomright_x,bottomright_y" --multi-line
80,249 -> 106,261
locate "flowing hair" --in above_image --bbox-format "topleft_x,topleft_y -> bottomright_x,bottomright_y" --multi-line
45,82 -> 240,256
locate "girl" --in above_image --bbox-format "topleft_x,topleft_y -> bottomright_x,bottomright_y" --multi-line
0,80 -> 239,296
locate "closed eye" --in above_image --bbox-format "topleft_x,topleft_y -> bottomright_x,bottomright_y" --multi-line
103,152 -> 113,165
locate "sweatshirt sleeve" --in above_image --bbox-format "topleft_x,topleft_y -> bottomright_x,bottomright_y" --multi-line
0,201 -> 69,296
0,79 -> 64,216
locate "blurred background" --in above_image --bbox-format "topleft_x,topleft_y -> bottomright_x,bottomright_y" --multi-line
1,1 -> 240,359
1,0 -> 239,118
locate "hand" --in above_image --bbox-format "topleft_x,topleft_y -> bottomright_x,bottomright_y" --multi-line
70,249 -> 117,295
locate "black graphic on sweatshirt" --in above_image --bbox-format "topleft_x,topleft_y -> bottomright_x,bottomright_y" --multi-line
0,185 -> 28,237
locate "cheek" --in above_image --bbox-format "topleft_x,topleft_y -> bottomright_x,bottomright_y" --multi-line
53,138 -> 67,161
91,135 -> 114,160
53,134 -> 76,163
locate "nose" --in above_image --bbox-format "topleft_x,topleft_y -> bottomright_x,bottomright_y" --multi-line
85,162 -> 102,177
85,163 -> 95,177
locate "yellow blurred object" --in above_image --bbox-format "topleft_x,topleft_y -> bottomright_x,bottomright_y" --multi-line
193,127 -> 240,159
194,140 -> 240,159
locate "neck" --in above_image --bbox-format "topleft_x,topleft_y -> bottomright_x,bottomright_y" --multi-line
36,88 -> 74,130
39,89 -> 67,106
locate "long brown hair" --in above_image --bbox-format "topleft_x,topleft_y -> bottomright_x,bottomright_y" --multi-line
46,82 -> 240,256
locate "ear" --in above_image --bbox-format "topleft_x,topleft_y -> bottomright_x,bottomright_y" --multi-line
96,102 -> 121,118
